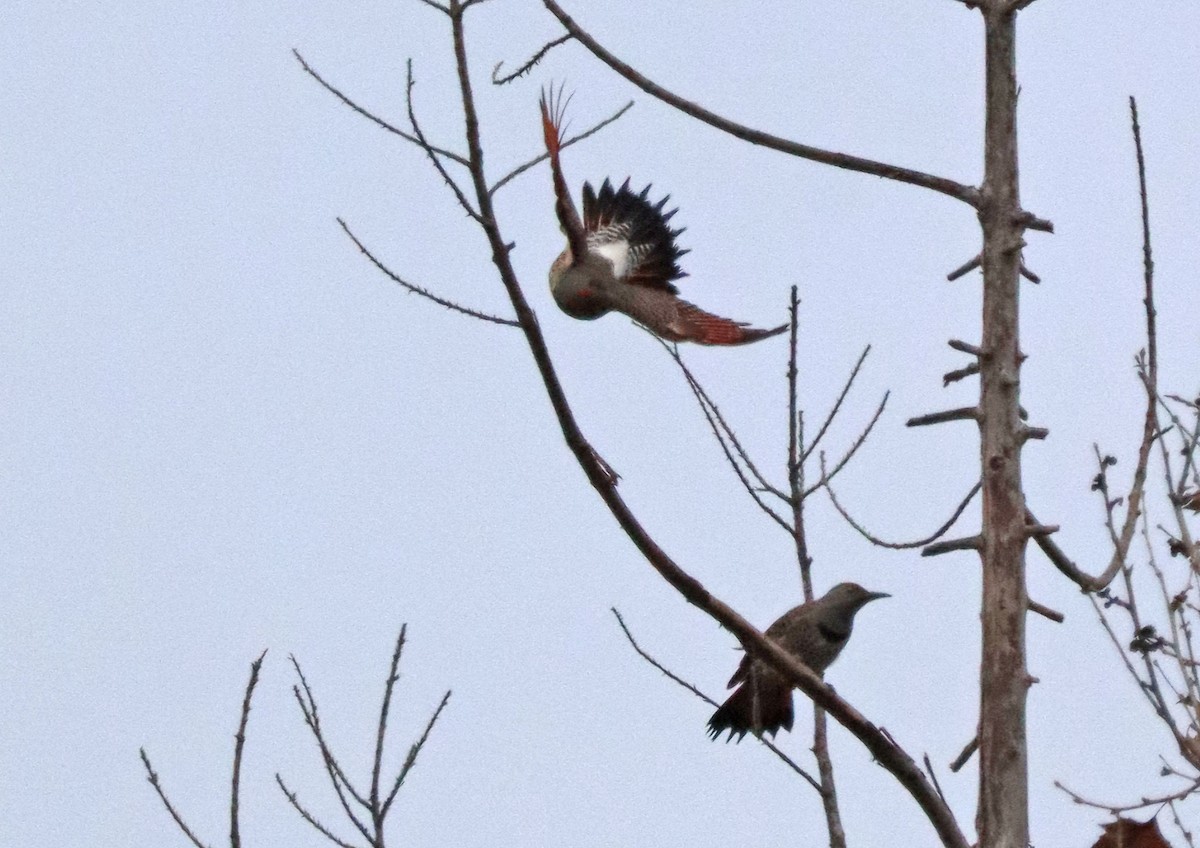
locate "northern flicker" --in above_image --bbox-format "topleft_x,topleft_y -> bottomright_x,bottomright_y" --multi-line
707,582 -> 888,742
539,88 -> 787,346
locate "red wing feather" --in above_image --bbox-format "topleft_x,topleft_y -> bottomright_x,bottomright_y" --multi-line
539,86 -> 587,261
675,301 -> 788,347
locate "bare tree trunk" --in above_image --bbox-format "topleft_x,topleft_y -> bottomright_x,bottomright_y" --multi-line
977,6 -> 1030,848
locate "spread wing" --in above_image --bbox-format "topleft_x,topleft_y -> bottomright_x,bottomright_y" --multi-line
581,178 -> 689,294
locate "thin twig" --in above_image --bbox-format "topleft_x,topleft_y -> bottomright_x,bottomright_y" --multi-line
946,254 -> 981,281
293,50 -> 468,167
781,288 -> 847,848
406,60 -> 483,223
290,658 -> 375,843
652,331 -> 785,501
492,34 -> 572,85
823,472 -> 981,551
647,331 -> 793,531
1027,599 -> 1064,623
1055,775 -> 1200,813
140,749 -> 213,848
230,650 -> 267,848
413,0 -> 450,14
801,345 -> 872,464
924,753 -> 951,808
803,393 -> 889,497
339,219 -> 519,327
370,626 -> 408,830
382,691 -> 452,815
276,775 -> 363,848
1036,98 -> 1161,594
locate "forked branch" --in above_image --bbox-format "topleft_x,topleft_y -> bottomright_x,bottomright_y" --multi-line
1030,97 -> 1160,594
141,651 -> 267,848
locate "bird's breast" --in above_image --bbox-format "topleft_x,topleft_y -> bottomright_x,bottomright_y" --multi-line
550,264 -> 611,320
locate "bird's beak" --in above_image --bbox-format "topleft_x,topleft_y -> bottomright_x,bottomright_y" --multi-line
866,591 -> 891,602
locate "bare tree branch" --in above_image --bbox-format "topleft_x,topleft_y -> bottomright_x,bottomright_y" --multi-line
800,345 -> 873,464
1027,97 -> 1160,594
803,393 -> 889,497
492,34 -> 572,85
405,60 -> 483,223
140,651 -> 267,848
289,658 -> 375,843
823,475 -> 982,551
649,330 -> 788,501
230,651 -> 267,848
140,748 -> 213,848
276,775 -> 364,848
339,219 -> 519,327
538,1 -> 985,210
370,626 -> 407,831
1054,775 -> 1200,814
781,288 -> 847,848
382,691 -> 452,816
293,50 -> 469,167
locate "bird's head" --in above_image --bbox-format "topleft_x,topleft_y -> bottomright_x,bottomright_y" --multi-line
821,582 -> 890,618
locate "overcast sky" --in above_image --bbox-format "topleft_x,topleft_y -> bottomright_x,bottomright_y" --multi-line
4,1 -> 1200,846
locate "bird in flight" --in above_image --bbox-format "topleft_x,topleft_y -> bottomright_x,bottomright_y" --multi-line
539,88 -> 786,346
707,582 -> 889,741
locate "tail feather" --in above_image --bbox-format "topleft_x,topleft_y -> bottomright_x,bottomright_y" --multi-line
674,301 -> 788,347
539,84 -> 587,259
706,676 -> 794,742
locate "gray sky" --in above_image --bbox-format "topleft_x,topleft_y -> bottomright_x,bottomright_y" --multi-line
4,1 -> 1200,846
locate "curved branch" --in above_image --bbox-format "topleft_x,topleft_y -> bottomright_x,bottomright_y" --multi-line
539,1 -> 980,208
492,34 -> 572,85
444,8 -> 967,846
824,472 -> 982,550
1030,97 -> 1160,594
1054,774 -> 1200,814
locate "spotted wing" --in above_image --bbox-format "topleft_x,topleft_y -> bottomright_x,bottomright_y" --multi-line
581,178 -> 689,294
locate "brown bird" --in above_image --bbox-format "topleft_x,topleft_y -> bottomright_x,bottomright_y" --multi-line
539,88 -> 786,346
708,582 -> 889,742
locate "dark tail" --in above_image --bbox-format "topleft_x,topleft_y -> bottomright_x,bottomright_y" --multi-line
706,677 -> 794,742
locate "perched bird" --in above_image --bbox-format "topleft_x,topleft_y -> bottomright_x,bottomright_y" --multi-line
707,582 -> 889,742
539,88 -> 787,346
